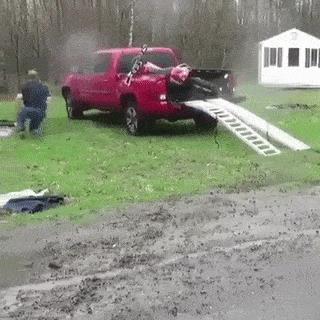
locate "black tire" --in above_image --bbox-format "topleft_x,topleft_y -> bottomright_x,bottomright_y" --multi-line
65,92 -> 83,119
194,113 -> 218,131
124,100 -> 146,135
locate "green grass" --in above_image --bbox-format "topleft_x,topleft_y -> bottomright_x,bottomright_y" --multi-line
0,83 -> 319,225
239,84 -> 320,149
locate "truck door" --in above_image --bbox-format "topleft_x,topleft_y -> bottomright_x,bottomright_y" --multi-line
87,53 -> 117,108
75,58 -> 95,103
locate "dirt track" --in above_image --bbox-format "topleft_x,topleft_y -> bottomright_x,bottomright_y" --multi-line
1,186 -> 320,319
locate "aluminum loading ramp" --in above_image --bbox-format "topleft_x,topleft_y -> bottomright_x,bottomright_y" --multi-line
206,98 -> 310,152
185,98 -> 310,156
185,100 -> 281,156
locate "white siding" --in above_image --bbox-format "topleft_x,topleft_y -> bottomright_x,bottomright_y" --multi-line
259,29 -> 320,87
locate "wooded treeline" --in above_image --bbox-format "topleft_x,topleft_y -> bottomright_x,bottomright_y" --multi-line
1,0 -> 320,91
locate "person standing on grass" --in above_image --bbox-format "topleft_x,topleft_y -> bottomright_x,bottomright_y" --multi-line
16,70 -> 51,136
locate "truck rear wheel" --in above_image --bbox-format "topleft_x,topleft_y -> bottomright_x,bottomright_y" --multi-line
124,100 -> 146,135
65,92 -> 83,119
194,113 -> 218,131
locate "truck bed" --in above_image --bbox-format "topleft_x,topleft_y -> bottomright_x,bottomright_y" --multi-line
168,69 -> 242,103
169,69 -> 232,103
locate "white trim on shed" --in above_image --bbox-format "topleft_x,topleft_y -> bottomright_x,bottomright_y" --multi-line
259,28 -> 320,88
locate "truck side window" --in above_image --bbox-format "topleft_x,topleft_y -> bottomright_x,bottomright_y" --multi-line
118,55 -> 134,74
93,54 -> 112,74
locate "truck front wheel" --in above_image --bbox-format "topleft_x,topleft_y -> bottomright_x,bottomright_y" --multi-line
65,92 -> 83,119
124,100 -> 145,135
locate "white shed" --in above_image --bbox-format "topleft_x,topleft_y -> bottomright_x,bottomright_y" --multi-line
259,28 -> 320,87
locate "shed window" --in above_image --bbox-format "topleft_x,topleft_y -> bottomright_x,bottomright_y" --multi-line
270,48 -> 277,66
264,47 -> 269,67
277,48 -> 283,67
311,49 -> 318,66
264,47 -> 283,68
291,32 -> 298,40
305,48 -> 310,68
288,48 -> 299,66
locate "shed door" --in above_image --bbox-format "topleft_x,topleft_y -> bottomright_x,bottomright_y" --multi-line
288,48 -> 299,67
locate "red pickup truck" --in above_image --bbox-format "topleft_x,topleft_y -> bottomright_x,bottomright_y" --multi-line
62,46 -> 241,135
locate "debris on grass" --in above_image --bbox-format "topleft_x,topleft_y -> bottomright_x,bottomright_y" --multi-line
0,127 -> 14,138
0,189 -> 65,214
266,103 -> 319,110
0,120 -> 16,138
3,196 -> 65,214
0,189 -> 49,207
0,120 -> 15,127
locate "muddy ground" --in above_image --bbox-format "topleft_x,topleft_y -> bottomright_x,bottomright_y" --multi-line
1,186 -> 320,319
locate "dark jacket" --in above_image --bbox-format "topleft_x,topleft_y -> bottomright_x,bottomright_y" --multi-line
21,80 -> 50,113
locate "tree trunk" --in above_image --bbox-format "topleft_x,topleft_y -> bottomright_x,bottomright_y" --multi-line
32,0 -> 41,58
128,0 -> 135,47
55,0 -> 62,33
96,0 -> 102,33
14,34 -> 21,90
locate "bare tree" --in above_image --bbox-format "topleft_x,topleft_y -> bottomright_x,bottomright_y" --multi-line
128,0 -> 135,47
1,0 -> 320,89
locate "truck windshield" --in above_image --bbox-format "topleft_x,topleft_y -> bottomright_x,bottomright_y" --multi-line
118,52 -> 176,73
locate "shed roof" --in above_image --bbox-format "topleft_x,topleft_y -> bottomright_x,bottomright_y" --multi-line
260,28 -> 320,46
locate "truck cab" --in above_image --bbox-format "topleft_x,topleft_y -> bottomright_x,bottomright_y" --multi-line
63,48 -> 177,109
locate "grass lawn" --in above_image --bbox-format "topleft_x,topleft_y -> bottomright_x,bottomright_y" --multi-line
0,83 -> 319,225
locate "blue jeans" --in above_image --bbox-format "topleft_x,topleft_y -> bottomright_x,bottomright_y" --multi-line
17,107 -> 46,132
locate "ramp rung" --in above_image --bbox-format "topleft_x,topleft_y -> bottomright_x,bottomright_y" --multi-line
225,119 -> 237,123
184,100 -> 281,156
240,132 -> 252,136
253,141 -> 264,145
264,149 -> 278,155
